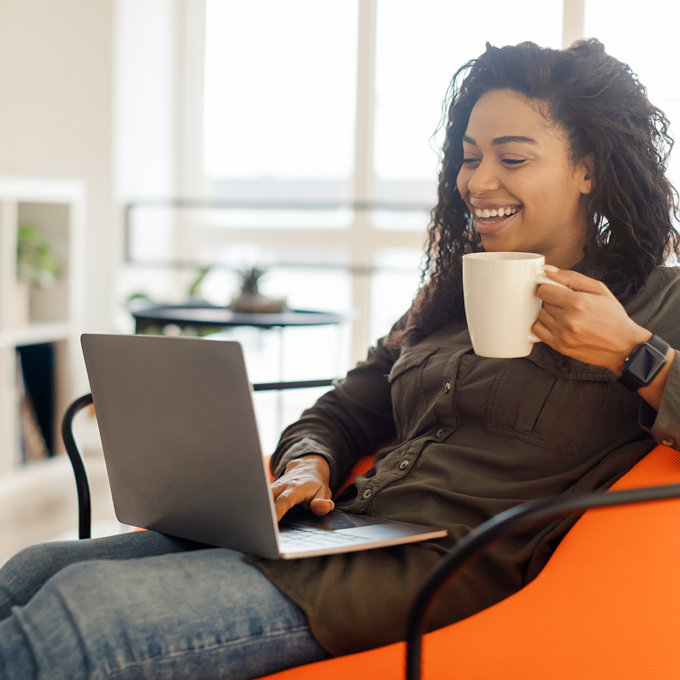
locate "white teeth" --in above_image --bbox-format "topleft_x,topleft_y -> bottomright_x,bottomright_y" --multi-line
474,206 -> 518,218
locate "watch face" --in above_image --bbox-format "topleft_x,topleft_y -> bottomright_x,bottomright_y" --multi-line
627,343 -> 667,386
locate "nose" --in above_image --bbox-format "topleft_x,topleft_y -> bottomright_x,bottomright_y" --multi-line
465,158 -> 501,194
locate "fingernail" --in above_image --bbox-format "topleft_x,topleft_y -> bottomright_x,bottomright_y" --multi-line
544,264 -> 559,272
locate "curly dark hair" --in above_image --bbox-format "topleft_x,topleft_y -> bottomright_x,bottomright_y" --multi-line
393,38 -> 680,347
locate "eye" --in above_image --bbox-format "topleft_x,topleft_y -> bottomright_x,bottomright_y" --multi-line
501,158 -> 526,166
462,157 -> 481,167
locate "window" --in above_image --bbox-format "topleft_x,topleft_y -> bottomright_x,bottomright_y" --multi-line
122,0 -> 679,447
374,0 -> 563,193
126,1 -> 569,444
198,0 -> 565,365
204,0 -> 359,199
583,0 -> 680,186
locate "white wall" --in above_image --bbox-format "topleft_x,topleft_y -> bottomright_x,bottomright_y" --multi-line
0,0 -> 116,340
0,0 -> 190,341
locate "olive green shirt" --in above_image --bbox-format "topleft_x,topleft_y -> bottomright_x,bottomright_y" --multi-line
246,265 -> 680,657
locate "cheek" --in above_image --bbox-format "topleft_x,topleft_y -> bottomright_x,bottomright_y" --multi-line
517,176 -> 557,213
456,167 -> 470,197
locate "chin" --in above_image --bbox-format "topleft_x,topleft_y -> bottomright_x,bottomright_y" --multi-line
479,236 -> 517,253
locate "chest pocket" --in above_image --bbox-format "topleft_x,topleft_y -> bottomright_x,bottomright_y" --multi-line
388,346 -> 440,440
486,354 -> 611,456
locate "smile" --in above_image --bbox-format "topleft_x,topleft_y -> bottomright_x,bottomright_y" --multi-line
471,204 -> 522,235
474,206 -> 519,218
472,205 -> 523,232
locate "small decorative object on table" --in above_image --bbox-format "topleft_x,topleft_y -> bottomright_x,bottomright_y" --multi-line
229,266 -> 288,314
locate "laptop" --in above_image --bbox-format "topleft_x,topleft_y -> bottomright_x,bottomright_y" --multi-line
81,333 -> 448,560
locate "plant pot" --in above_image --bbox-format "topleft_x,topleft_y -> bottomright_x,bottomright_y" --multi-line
229,293 -> 288,314
15,280 -> 30,326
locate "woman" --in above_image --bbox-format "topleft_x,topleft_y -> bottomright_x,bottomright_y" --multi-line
1,39 -> 679,679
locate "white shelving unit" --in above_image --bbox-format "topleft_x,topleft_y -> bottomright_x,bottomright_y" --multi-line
0,177 -> 86,478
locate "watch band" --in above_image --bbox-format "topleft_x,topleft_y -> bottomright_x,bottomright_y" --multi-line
617,334 -> 670,392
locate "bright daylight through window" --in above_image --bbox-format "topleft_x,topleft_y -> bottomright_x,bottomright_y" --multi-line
198,0 -> 566,450
204,0 -> 358,188
196,0 -> 680,449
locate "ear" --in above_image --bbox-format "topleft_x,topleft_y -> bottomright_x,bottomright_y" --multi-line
577,154 -> 594,195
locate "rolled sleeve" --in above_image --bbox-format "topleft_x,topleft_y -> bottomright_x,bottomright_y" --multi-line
638,349 -> 680,449
268,316 -> 405,492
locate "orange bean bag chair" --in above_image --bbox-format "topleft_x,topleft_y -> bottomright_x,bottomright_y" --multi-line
261,444 -> 680,679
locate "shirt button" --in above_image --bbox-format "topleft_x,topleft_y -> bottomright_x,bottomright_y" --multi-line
443,381 -> 451,394
362,489 -> 372,499
436,428 -> 446,438
399,460 -> 410,470
662,438 -> 675,447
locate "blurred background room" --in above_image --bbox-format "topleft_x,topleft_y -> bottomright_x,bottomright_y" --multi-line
0,0 -> 678,564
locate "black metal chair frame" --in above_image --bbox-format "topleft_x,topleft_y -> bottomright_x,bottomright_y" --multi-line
61,395 -> 680,680
60,379 -> 336,542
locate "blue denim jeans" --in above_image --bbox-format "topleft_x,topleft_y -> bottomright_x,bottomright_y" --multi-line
0,531 -> 329,679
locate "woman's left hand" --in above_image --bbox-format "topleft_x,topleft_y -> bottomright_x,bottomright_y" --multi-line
532,267 -> 651,375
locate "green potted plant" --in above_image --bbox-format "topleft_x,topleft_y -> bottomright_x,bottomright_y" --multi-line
15,224 -> 62,325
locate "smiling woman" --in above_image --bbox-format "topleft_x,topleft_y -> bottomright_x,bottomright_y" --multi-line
396,39 -> 680,349
251,38 -> 680,661
457,89 -> 593,267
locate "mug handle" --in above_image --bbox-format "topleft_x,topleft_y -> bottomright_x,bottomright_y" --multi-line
528,271 -> 570,343
534,272 -> 569,289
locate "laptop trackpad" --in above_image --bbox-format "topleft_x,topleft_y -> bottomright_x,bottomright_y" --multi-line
279,507 -> 392,532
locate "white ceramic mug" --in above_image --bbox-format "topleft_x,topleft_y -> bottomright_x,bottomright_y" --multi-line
462,252 -> 568,358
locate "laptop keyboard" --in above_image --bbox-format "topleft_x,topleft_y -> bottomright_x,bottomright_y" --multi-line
279,528 -> 369,547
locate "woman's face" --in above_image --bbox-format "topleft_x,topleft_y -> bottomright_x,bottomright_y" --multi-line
456,89 -> 592,268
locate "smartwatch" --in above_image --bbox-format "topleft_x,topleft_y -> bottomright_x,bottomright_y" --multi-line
617,334 -> 670,392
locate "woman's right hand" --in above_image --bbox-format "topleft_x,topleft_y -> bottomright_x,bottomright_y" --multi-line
271,455 -> 334,522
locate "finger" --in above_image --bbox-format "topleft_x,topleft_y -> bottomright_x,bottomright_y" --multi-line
274,480 -> 328,520
308,486 -> 334,516
535,271 -> 574,308
541,268 -> 610,295
309,498 -> 335,515
536,304 -> 560,331
537,283 -> 571,308
273,483 -> 311,521
274,490 -> 297,522
530,316 -> 554,344
270,479 -> 287,501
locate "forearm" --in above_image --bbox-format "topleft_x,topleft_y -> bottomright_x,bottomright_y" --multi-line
272,380 -> 397,489
270,328 -> 402,490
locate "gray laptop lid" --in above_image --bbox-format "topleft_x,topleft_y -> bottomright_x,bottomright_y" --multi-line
81,333 -> 282,558
82,333 -> 448,559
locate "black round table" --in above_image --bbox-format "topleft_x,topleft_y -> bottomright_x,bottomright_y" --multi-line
131,303 -> 347,334
129,303 -> 349,437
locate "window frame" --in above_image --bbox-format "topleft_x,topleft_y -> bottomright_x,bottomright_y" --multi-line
178,0 -> 583,365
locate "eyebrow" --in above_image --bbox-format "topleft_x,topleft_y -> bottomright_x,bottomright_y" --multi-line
462,134 -> 539,146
